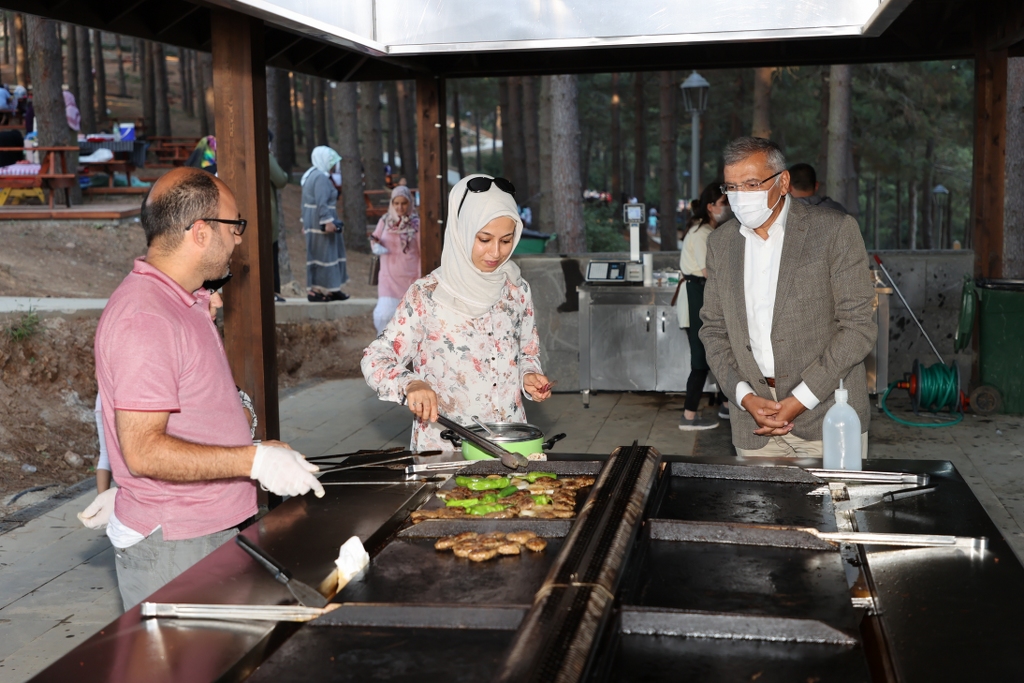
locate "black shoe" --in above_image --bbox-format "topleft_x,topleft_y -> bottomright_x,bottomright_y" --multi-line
307,292 -> 329,302
328,291 -> 350,301
274,294 -> 285,303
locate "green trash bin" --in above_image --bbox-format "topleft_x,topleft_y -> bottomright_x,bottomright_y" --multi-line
976,279 -> 1024,414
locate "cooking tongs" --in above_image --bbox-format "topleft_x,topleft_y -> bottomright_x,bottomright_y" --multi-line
435,414 -> 529,469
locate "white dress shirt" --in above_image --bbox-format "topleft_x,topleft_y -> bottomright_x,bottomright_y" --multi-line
734,195 -> 821,412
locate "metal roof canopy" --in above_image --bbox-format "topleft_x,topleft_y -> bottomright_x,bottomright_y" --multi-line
5,0 -> 1024,81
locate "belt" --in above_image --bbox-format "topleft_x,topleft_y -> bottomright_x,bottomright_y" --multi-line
683,275 -> 706,283
764,377 -> 776,388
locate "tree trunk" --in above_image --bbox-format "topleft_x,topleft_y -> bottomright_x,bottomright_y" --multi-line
817,66 -> 830,189
827,65 -> 855,217
291,72 -> 302,151
336,81 -> 368,252
506,76 -> 528,198
131,37 -> 137,72
27,15 -> 78,203
522,75 -> 541,211
13,14 -> 27,86
326,82 -> 335,143
2,13 -> 9,65
93,30 -> 106,125
610,73 -> 622,206
114,35 -> 128,97
194,50 -> 209,136
895,179 -> 902,249
475,109 -> 482,173
359,81 -> 385,190
581,126 -> 593,190
385,80 -> 399,173
921,137 -> 935,249
179,48 -> 192,116
539,76 -> 554,239
315,78 -> 328,146
302,75 -> 315,156
398,80 -> 417,181
751,67 -> 775,138
152,42 -> 171,136
550,75 -> 586,254
658,71 -> 678,251
66,25 -> 79,104
498,78 -> 513,183
909,181 -> 918,250
632,72 -> 649,250
140,42 -> 154,136
450,82 -> 466,178
76,26 -> 96,133
873,176 -> 880,250
269,68 -> 295,170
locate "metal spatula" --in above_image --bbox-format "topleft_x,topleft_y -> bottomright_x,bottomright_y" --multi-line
235,535 -> 328,608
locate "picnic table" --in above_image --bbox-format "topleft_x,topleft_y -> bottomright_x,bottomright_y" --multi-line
0,146 -> 78,208
148,136 -> 199,167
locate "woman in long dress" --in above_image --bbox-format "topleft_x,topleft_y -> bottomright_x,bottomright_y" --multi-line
301,146 -> 349,302
371,185 -> 421,333
361,174 -> 552,451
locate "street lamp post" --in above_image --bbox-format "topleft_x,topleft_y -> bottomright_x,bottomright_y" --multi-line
680,71 -> 710,201
932,183 -> 949,248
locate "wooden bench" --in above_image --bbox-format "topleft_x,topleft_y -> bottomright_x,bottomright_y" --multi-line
81,158 -> 149,195
0,146 -> 79,208
149,136 -> 199,168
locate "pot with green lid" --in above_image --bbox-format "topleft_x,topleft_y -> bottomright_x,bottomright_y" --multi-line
439,422 -> 566,460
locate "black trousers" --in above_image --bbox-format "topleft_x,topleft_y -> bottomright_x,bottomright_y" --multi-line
272,240 -> 281,294
683,278 -> 725,412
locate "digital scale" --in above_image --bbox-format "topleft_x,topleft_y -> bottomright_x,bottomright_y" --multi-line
585,202 -> 646,284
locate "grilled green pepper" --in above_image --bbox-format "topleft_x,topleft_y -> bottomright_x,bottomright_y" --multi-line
479,493 -> 499,505
445,498 -> 480,508
497,485 -> 519,498
455,476 -> 481,488
531,494 -> 552,506
468,504 -> 508,516
526,471 -> 557,483
466,477 -> 510,491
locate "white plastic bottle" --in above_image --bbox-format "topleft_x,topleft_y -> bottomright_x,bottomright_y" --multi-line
822,379 -> 862,471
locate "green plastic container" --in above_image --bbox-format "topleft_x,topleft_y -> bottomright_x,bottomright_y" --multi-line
977,279 -> 1024,414
513,236 -> 551,255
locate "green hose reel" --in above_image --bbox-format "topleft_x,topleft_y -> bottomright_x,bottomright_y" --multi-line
954,274 -> 975,353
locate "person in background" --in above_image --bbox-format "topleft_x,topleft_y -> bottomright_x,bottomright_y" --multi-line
302,146 -> 349,302
371,185 -> 420,333
63,90 -> 81,132
678,182 -> 731,431
0,85 -> 15,122
788,163 -> 847,213
185,135 -> 217,175
267,131 -> 289,303
87,167 -> 323,610
700,137 -> 875,458
362,174 -> 552,451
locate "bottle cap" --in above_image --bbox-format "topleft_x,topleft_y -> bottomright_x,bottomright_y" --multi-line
835,378 -> 848,403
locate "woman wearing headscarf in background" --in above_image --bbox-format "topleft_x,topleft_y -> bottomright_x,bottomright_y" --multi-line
302,146 -> 349,302
361,174 -> 552,451
677,181 -> 731,431
370,185 -> 421,333
63,90 -> 81,132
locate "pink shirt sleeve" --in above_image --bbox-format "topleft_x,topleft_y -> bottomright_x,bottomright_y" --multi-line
372,217 -> 386,241
106,313 -> 182,413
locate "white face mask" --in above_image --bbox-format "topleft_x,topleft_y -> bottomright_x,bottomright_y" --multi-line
727,175 -> 783,229
711,205 -> 733,225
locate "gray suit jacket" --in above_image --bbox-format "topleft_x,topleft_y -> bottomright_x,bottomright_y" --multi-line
698,198 -> 876,450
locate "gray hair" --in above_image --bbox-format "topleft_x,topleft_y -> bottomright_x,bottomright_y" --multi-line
140,170 -> 220,250
723,137 -> 787,174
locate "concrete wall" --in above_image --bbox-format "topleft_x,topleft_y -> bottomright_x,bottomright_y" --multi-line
514,249 -> 976,393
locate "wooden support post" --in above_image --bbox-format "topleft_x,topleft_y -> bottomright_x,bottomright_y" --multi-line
970,42 -> 1008,277
211,10 -> 278,441
417,77 -> 447,274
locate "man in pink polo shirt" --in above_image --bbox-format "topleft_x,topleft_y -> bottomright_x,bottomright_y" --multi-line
90,167 -> 324,610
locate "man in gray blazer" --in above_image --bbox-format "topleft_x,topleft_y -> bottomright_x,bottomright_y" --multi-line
699,137 -> 876,457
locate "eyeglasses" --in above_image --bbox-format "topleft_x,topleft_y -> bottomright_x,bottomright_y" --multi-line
457,176 -> 516,216
187,217 -> 248,236
720,170 -> 783,194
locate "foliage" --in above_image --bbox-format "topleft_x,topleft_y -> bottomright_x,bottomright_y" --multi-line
583,202 -> 628,252
7,310 -> 40,342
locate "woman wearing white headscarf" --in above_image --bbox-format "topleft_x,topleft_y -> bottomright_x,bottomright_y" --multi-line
301,146 -> 349,301
361,174 -> 552,451
371,185 -> 420,332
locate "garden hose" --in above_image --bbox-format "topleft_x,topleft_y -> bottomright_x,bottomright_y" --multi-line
881,360 -> 964,428
954,274 -> 975,353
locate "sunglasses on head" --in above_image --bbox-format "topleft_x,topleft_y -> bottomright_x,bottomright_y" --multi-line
457,176 -> 516,217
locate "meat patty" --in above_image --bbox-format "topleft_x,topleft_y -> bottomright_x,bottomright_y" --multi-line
434,536 -> 457,550
497,542 -> 522,555
468,547 -> 499,562
524,537 -> 548,552
506,530 -> 537,544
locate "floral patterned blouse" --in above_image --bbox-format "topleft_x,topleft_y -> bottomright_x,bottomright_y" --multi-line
361,272 -> 544,451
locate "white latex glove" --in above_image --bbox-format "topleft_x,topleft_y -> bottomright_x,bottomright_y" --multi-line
77,487 -> 117,529
250,443 -> 325,498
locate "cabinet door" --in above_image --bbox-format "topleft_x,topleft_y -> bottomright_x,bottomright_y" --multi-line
655,305 -> 691,391
590,304 -> 656,390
